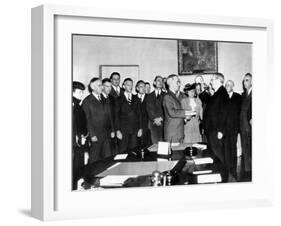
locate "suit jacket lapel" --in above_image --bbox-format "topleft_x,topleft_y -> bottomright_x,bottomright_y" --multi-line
168,91 -> 181,106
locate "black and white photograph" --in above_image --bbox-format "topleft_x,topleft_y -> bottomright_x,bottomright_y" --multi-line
71,34 -> 252,190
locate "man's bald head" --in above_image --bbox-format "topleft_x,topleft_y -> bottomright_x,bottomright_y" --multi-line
210,73 -> 225,91
225,80 -> 234,93
195,75 -> 204,84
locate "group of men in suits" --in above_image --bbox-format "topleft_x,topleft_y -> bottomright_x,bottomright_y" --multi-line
202,73 -> 252,178
72,72 -> 168,167
72,71 -> 252,188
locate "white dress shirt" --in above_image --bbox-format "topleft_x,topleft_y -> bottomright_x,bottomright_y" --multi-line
112,85 -> 121,95
102,92 -> 108,99
155,89 -> 161,97
92,92 -> 101,101
124,92 -> 132,101
138,93 -> 145,102
247,87 -> 252,95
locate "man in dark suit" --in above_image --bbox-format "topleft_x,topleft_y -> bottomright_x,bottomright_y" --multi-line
136,80 -> 152,149
240,73 -> 252,179
82,77 -> 115,163
109,72 -> 124,99
224,80 -> 242,175
102,78 -> 117,155
72,81 -> 88,190
163,74 -> 192,143
203,73 -> 229,164
115,78 -> 143,154
146,76 -> 165,144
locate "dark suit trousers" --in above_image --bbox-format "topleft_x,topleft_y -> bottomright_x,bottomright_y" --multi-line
149,121 -> 163,144
72,145 -> 86,190
207,131 -> 224,164
223,130 -> 238,174
137,128 -> 152,150
118,132 -> 138,154
89,139 -> 111,163
241,129 -> 252,172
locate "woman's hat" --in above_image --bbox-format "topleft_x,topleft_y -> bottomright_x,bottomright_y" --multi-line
184,83 -> 196,92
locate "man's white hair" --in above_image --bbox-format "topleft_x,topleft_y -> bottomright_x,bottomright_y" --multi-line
226,80 -> 235,86
195,75 -> 204,83
166,74 -> 178,86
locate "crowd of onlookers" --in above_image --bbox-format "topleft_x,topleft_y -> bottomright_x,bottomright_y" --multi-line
72,72 -> 252,189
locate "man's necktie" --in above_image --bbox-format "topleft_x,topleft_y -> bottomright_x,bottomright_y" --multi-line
140,94 -> 143,103
157,91 -> 160,99
128,95 -> 131,104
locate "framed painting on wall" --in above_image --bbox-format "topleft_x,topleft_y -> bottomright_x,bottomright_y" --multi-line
178,40 -> 218,75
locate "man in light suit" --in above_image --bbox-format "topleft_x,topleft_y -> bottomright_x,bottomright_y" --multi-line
162,74 -> 192,143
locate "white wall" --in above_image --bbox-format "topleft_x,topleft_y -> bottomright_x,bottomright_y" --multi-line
73,35 -> 178,91
218,42 -> 252,92
73,35 -> 252,94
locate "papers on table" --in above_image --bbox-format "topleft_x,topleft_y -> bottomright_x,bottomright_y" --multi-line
192,170 -> 213,175
148,143 -> 190,152
148,143 -> 206,152
147,143 -> 158,152
193,157 -> 214,165
197,173 -> 222,183
192,143 -> 207,150
185,111 -> 197,116
157,158 -> 169,162
157,142 -> 170,155
99,175 -> 137,187
171,142 -> 180,146
114,154 -> 128,160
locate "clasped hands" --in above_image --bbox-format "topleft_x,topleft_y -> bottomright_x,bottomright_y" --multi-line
184,110 -> 195,122
153,117 -> 163,126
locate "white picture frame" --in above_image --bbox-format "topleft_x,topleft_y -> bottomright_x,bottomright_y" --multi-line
31,4 -> 274,221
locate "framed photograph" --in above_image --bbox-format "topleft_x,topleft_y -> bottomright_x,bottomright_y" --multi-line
178,40 -> 218,75
99,65 -> 140,82
31,4 -> 274,221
